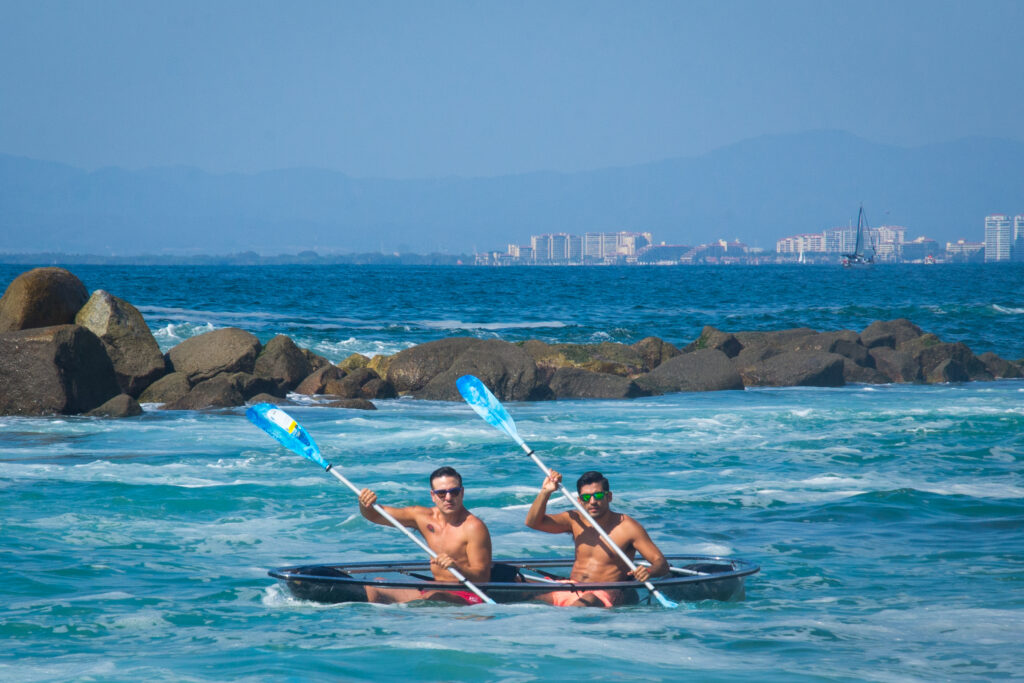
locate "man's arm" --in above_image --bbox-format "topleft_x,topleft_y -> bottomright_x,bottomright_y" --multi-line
525,471 -> 572,534
357,488 -> 420,528
626,517 -> 669,582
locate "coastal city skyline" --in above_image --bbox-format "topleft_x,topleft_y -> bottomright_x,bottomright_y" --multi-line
476,213 -> 1024,266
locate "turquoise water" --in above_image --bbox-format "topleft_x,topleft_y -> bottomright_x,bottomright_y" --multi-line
2,264 -> 1023,681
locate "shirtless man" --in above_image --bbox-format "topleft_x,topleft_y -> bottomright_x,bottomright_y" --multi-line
525,469 -> 669,607
357,466 -> 492,604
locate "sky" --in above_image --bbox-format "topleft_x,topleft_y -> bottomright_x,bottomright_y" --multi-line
1,0 -> 1023,179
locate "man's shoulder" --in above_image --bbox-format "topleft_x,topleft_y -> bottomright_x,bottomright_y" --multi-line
617,512 -> 651,536
463,511 -> 491,533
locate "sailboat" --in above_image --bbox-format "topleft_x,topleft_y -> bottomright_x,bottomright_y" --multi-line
841,205 -> 874,268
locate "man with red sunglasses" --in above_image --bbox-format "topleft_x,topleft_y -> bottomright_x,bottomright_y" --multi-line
358,466 -> 492,604
525,469 -> 669,607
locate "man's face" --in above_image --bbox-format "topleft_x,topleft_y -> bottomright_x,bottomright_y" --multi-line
578,482 -> 611,517
430,475 -> 464,513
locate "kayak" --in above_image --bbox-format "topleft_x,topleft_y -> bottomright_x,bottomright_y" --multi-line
269,554 -> 760,605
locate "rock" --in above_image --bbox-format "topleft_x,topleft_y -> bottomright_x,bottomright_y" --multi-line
367,353 -> 394,379
682,326 -> 742,358
338,353 -> 371,372
0,267 -> 89,332
0,324 -> 120,415
321,398 -> 377,410
254,334 -> 312,395
415,339 -> 542,402
520,340 -> 645,376
899,336 -> 992,383
860,319 -> 924,349
733,328 -> 818,355
547,367 -> 649,399
166,327 -> 262,384
738,351 -> 846,387
85,393 -> 143,418
162,374 -> 244,410
386,337 -> 483,393
226,372 -> 278,400
294,365 -> 345,395
925,358 -> 971,383
302,348 -> 333,372
869,347 -> 921,383
630,336 -> 681,370
323,367 -> 397,399
977,352 -> 1023,379
246,392 -> 292,405
74,290 -> 166,397
138,372 -> 191,404
635,349 -> 744,393
842,359 -> 890,384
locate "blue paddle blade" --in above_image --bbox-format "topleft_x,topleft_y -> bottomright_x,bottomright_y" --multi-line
456,375 -> 526,448
246,403 -> 329,470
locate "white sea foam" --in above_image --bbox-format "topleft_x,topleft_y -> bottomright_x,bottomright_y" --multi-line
992,304 -> 1024,314
414,319 -> 566,331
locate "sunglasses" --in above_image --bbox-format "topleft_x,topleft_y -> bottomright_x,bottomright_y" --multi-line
432,486 -> 464,498
579,491 -> 608,503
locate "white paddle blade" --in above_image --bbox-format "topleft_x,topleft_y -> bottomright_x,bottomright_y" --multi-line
246,403 -> 329,470
456,375 -> 526,448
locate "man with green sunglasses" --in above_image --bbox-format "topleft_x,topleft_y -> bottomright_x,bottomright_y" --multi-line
525,469 -> 669,607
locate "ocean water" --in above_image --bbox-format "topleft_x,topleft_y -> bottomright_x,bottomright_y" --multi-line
2,264 -> 1023,681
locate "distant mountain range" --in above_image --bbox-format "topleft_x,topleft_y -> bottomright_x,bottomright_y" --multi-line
1,131 -> 1021,255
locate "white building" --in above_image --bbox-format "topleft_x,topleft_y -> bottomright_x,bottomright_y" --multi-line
985,214 -> 1012,262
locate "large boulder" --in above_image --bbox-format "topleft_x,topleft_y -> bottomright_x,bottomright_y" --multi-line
161,372 -> 272,410
732,328 -> 818,356
842,359 -> 891,384
682,326 -> 742,358
254,334 -> 312,395
415,339 -> 542,402
860,319 -> 924,349
85,393 -> 143,418
737,351 -> 846,387
386,337 -> 483,394
899,336 -> 992,383
294,365 -> 345,395
74,290 -> 166,397
323,367 -> 397,399
0,324 -> 120,415
520,340 -> 646,376
977,352 -> 1023,379
338,353 -> 371,372
166,327 -> 262,384
869,347 -> 921,383
630,336 -> 681,370
0,267 -> 89,332
138,372 -> 192,404
635,348 -> 744,393
548,367 -> 649,399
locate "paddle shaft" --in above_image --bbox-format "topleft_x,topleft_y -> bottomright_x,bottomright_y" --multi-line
325,465 -> 495,605
517,442 -> 678,606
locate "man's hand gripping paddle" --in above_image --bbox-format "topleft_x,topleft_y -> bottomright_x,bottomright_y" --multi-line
246,403 -> 495,605
455,376 -> 679,608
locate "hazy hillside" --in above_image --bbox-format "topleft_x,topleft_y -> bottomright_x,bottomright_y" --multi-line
1,131 -> 1020,255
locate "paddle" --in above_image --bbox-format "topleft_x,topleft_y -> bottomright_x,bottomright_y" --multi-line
245,402 -> 495,605
455,375 -> 679,608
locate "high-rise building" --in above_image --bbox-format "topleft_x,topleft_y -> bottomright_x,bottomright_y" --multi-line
985,215 -> 1012,262
1014,215 -> 1024,262
531,234 -> 552,262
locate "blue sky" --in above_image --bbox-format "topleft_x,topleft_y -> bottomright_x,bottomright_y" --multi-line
1,0 -> 1022,178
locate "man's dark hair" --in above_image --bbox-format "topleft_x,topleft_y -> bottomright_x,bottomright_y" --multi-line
429,466 -> 462,487
576,470 -> 609,493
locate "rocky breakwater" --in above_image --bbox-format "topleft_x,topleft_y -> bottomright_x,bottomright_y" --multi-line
363,319 -> 1021,402
2,267 -> 1021,417
0,268 -> 396,417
